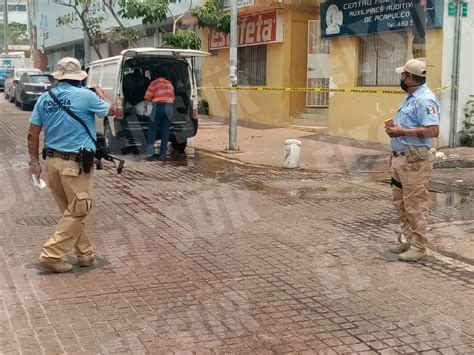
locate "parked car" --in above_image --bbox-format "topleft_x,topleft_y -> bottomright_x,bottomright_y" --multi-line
14,73 -> 53,110
86,48 -> 210,154
4,68 -> 42,103
0,69 -> 11,89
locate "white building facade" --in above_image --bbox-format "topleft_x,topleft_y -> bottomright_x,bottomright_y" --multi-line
439,0 -> 474,146
33,0 -> 196,70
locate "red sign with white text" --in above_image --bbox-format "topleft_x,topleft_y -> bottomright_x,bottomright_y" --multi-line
209,11 -> 283,50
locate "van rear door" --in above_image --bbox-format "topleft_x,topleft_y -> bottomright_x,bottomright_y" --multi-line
121,48 -> 210,59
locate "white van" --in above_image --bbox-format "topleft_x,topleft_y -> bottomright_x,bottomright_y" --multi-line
86,48 -> 209,154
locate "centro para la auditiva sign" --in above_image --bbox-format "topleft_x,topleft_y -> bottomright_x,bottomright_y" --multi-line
320,0 -> 444,39
209,10 -> 283,50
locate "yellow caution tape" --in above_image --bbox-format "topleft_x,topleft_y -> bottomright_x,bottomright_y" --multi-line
198,86 -> 450,94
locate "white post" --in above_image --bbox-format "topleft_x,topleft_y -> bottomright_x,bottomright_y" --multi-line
228,0 -> 238,150
3,0 -> 8,54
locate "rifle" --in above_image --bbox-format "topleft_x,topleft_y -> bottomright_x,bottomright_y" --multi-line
95,148 -> 125,174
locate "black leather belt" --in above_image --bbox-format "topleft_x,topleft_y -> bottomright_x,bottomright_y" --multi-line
392,151 -> 406,157
43,148 -> 81,162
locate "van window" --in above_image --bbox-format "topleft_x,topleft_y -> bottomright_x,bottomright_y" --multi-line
101,63 -> 118,89
88,66 -> 101,86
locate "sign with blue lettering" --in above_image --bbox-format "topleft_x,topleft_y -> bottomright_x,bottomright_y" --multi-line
320,0 -> 444,39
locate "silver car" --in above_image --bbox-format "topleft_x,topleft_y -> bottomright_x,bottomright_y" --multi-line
4,68 -> 42,103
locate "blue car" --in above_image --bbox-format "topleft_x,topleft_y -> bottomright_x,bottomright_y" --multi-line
0,69 -> 11,89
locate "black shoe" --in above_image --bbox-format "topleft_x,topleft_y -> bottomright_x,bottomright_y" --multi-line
144,154 -> 159,161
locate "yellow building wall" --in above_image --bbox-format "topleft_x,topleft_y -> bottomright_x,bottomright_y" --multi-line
328,29 -> 443,144
200,9 -> 317,126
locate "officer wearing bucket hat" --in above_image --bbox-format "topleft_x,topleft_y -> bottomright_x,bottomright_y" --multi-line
27,57 -> 114,273
384,58 -> 440,262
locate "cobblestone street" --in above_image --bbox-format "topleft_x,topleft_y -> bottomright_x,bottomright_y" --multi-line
0,101 -> 473,354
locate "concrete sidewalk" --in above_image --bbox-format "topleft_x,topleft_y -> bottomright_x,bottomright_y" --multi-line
193,116 -> 474,173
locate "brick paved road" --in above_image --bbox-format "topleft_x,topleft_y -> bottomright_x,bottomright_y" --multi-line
0,100 -> 473,354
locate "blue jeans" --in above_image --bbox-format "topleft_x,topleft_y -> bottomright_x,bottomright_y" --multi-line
147,103 -> 173,156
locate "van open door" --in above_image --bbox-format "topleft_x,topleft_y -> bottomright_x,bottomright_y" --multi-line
121,48 -> 210,59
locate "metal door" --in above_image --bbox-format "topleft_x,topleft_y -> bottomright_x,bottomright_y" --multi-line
306,20 -> 330,107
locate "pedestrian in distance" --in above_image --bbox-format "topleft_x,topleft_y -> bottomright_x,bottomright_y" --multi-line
384,58 -> 440,262
144,68 -> 175,159
27,57 -> 114,273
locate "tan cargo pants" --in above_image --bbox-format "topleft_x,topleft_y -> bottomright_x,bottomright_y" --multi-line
40,157 -> 94,262
391,153 -> 433,250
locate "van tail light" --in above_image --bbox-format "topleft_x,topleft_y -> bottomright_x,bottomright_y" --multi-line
192,97 -> 198,119
114,97 -> 124,118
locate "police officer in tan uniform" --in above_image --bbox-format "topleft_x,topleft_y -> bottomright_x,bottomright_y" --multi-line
385,59 -> 440,262
27,57 -> 114,273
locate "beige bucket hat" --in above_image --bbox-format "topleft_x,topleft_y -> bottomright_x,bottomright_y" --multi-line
52,57 -> 88,81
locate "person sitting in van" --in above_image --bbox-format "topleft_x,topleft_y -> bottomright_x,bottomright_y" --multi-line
144,69 -> 175,158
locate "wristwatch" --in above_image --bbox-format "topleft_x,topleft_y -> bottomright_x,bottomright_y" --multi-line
28,161 -> 39,166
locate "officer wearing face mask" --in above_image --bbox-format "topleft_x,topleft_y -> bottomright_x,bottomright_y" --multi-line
384,59 -> 440,262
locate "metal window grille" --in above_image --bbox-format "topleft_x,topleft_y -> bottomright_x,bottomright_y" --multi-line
238,45 -> 267,86
359,32 -> 407,86
307,20 -> 330,107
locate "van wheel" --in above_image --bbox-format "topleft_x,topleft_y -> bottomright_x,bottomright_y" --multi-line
171,137 -> 187,154
20,99 -> 27,111
104,120 -> 119,153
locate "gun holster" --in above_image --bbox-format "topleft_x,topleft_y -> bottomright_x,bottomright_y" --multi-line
79,148 -> 94,174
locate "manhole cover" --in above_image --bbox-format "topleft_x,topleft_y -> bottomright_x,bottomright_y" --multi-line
16,216 -> 58,226
264,179 -> 357,199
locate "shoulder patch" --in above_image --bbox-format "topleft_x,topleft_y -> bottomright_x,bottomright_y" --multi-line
426,105 -> 437,114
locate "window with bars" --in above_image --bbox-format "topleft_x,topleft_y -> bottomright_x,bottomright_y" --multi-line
238,45 -> 267,86
358,32 -> 407,86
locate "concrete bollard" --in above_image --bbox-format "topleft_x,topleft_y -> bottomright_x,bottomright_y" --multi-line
283,139 -> 301,168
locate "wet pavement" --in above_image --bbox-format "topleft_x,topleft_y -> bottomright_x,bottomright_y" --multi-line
0,99 -> 473,354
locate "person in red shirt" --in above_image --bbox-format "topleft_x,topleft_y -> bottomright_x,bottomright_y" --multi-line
144,68 -> 175,158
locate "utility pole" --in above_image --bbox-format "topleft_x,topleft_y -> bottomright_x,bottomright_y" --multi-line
228,0 -> 238,150
27,0 -> 33,57
3,0 -> 8,54
410,0 -> 427,58
449,0 -> 464,147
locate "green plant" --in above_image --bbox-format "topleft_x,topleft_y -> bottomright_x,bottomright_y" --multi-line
458,94 -> 474,146
198,99 -> 209,115
192,0 -> 230,33
163,30 -> 202,50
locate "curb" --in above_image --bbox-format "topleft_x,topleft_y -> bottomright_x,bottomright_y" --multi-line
433,159 -> 474,169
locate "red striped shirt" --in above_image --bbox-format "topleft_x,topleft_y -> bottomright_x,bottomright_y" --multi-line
144,77 -> 175,104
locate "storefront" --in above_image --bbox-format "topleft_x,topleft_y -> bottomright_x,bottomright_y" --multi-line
200,6 -> 318,127
320,0 -> 444,144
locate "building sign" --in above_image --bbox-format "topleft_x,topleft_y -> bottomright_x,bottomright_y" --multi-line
209,11 -> 283,50
320,0 -> 444,39
223,0 -> 254,10
448,1 -> 468,17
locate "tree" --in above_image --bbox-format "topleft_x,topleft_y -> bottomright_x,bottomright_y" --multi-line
0,22 -> 29,45
55,0 -> 103,59
118,0 -> 202,49
55,0 -> 138,60
191,0 -> 230,33
163,29 -> 201,49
